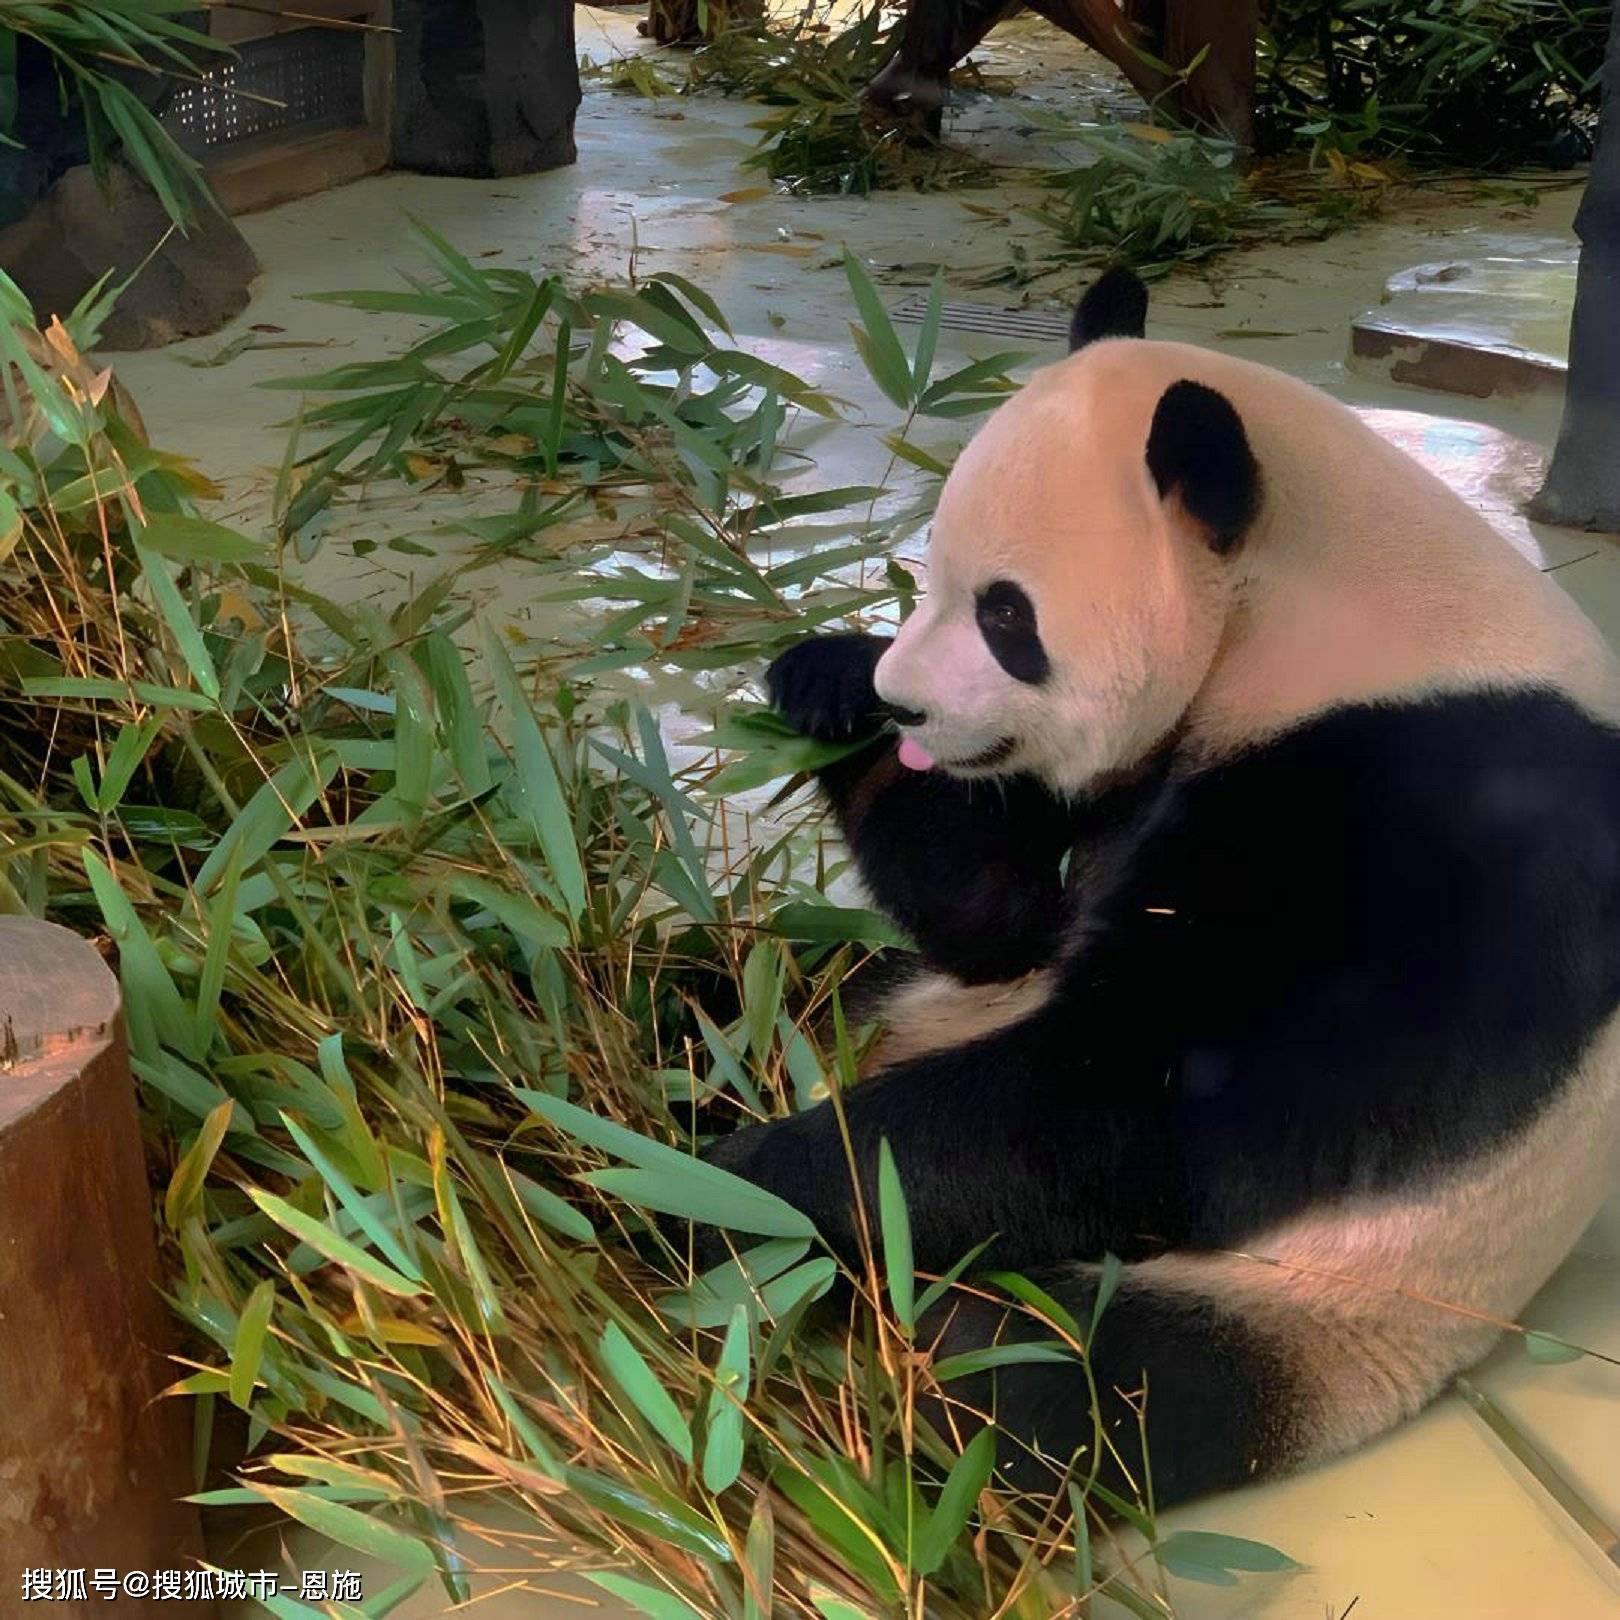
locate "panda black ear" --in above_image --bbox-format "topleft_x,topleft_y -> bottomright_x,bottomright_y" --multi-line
1069,266 -> 1148,351
1145,380 -> 1260,553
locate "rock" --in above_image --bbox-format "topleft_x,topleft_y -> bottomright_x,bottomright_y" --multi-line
0,162 -> 259,351
392,0 -> 580,177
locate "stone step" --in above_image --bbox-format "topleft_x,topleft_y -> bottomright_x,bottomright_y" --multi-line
1349,251 -> 1575,399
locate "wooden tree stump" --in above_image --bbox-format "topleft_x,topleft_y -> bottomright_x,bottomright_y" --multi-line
0,918 -> 208,1615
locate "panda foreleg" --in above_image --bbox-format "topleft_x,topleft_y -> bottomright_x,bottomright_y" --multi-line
766,632 -> 1075,983
699,1005 -> 1184,1273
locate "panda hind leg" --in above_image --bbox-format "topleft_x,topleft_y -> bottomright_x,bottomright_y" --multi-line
919,1272 -> 1304,1511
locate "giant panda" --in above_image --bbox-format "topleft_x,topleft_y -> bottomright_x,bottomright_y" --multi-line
699,267 -> 1620,1507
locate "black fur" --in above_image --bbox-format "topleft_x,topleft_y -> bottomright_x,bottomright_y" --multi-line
1145,380 -> 1261,552
764,633 -> 1076,982
1069,266 -> 1149,350
976,580 -> 1051,685
766,631 -> 892,741
920,1275 -> 1292,1500
707,669 -> 1620,1503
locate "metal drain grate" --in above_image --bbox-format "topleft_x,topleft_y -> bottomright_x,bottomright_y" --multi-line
889,294 -> 1070,344
163,27 -> 366,155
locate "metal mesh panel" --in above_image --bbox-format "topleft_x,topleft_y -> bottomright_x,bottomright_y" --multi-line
163,27 -> 366,155
888,294 -> 1071,344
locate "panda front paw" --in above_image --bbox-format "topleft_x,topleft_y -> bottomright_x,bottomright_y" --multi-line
766,632 -> 892,743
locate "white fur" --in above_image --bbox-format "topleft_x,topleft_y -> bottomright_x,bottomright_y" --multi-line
874,339 -> 1620,798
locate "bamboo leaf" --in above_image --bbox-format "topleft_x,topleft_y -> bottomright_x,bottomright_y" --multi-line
164,1099 -> 235,1229
228,1279 -> 275,1410
280,1112 -> 423,1282
584,1573 -> 704,1619
600,1322 -> 695,1463
914,1424 -> 996,1574
930,1342 -> 1077,1382
483,624 -> 586,920
521,1092 -> 817,1240
249,1485 -> 437,1579
877,1139 -> 914,1336
1155,1530 -> 1301,1584
843,249 -> 913,410
249,1190 -> 425,1297
702,1303 -> 752,1493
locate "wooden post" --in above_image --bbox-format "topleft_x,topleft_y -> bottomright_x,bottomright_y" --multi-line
865,0 -> 1255,144
0,918 -> 209,1615
645,0 -> 764,47
1165,0 -> 1256,146
1530,0 -> 1620,533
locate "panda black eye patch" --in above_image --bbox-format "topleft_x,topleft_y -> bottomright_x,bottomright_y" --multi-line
976,580 -> 1050,684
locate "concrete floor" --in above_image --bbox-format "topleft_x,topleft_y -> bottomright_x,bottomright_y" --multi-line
119,7 -> 1620,1615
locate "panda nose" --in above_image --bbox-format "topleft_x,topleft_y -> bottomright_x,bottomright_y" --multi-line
887,703 -> 927,727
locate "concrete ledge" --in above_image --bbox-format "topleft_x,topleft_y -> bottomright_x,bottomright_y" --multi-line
1349,253 -> 1575,400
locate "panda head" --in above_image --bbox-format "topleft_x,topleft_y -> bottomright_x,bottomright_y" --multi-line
873,267 -> 1262,798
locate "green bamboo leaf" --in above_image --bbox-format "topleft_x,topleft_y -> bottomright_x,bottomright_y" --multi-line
585,289 -> 709,358
486,1375 -> 566,1481
82,847 -> 192,1060
843,249 -> 913,410
415,630 -> 491,795
584,1573 -> 704,1619
563,1467 -> 733,1561
811,1591 -> 880,1620
451,873 -> 570,951
520,1092 -> 817,1240
914,1237 -> 997,1322
228,1279 -> 275,1411
743,1489 -> 775,1620
192,750 -> 340,897
22,676 -> 217,711
482,624 -> 585,920
740,939 -> 784,1060
1070,1482 -> 1093,1599
249,1484 -> 437,1578
1155,1530 -> 1301,1584
249,1189 -> 425,1297
983,1271 -> 1084,1343
1524,1330 -> 1585,1363
134,539 -> 219,700
280,1112 -> 423,1282
582,1167 -> 814,1241
164,1098 -> 235,1229
914,1424 -> 996,1574
1090,1252 -> 1124,1338
702,1303 -> 752,1493
406,214 -> 500,306
192,842 -> 244,1054
770,901 -> 911,949
600,1321 -> 695,1463
138,512 -> 265,563
911,267 -> 945,393
89,716 -> 161,813
878,1139 -> 915,1336
930,1342 -> 1077,1382
508,1167 -> 596,1243
383,649 -> 434,826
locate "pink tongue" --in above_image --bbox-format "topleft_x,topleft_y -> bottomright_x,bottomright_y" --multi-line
897,735 -> 936,772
